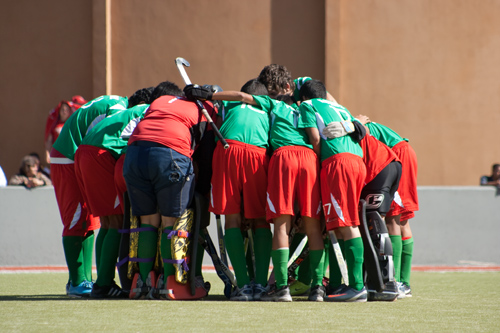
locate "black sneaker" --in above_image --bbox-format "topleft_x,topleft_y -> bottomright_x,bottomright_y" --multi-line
230,284 -> 254,301
326,283 -> 348,296
90,281 -> 128,299
260,285 -> 292,302
324,286 -> 367,302
308,285 -> 326,302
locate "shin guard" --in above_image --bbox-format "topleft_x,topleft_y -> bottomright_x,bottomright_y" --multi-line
168,209 -> 194,284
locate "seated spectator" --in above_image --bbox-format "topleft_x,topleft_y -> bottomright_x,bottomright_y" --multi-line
29,152 -> 51,178
480,164 -> 500,187
9,154 -> 52,188
45,96 -> 87,165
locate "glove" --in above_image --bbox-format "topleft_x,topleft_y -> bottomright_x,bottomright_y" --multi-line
322,121 -> 355,138
183,84 -> 213,101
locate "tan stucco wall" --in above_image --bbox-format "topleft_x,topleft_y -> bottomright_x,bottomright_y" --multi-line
333,0 -> 500,185
0,1 -> 93,177
1,0 -> 499,185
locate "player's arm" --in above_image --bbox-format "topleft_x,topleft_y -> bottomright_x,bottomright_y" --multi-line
305,127 -> 321,156
184,85 -> 257,105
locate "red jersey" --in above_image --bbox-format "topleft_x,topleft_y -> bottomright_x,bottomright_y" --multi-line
45,100 -> 85,142
360,134 -> 399,184
129,95 -> 217,157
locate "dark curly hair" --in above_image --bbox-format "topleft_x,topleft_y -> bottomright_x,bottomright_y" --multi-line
257,64 -> 295,97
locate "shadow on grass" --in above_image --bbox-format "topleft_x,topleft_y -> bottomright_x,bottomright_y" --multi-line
0,294 -> 230,302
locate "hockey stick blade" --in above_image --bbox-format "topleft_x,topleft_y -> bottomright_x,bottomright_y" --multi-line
175,57 -> 192,85
215,215 -> 228,267
329,230 -> 349,285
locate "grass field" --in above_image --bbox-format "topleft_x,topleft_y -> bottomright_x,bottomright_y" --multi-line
1,271 -> 499,332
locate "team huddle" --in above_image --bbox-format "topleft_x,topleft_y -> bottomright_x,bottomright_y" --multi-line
51,63 -> 418,303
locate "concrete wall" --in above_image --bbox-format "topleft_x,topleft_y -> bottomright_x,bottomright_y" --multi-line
1,1 -> 500,187
1,186 -> 499,268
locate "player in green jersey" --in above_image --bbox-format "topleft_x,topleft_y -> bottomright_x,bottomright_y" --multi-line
183,84 -> 326,302
51,95 -> 128,297
76,90 -> 151,298
299,79 -> 368,302
207,79 -> 272,301
322,116 -> 418,298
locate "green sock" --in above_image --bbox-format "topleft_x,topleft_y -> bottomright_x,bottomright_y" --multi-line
308,249 -> 325,287
82,231 -> 95,282
137,224 -> 158,281
401,237 -> 414,286
225,228 -> 250,288
271,248 -> 289,288
297,256 -> 311,285
390,235 -> 403,281
95,228 -> 107,274
195,239 -> 204,277
323,237 -> 330,278
289,233 -> 306,279
161,226 -> 175,278
62,236 -> 85,286
254,228 -> 272,286
328,239 -> 345,288
345,237 -> 364,291
95,228 -> 121,286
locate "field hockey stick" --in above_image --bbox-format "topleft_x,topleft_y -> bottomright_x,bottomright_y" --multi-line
247,229 -> 257,280
268,235 -> 309,285
328,230 -> 349,285
215,214 -> 228,267
175,57 -> 229,149
200,228 -> 237,298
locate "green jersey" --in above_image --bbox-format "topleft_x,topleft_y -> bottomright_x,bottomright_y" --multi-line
365,122 -> 408,148
219,100 -> 270,148
253,95 -> 312,150
299,98 -> 362,161
293,77 -> 312,102
81,104 -> 149,159
53,95 -> 128,160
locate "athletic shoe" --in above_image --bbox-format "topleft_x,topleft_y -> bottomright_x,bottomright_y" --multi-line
308,285 -> 326,302
253,283 -> 267,301
155,274 -> 169,300
129,272 -> 156,299
67,280 -> 93,297
230,284 -> 254,301
260,285 -> 292,302
397,282 -> 406,299
289,280 -> 310,296
91,281 -> 128,299
326,283 -> 347,296
402,283 -> 412,297
65,281 -> 70,295
325,286 -> 367,302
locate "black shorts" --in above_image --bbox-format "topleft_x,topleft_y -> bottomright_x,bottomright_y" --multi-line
361,161 -> 402,215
